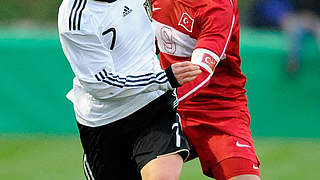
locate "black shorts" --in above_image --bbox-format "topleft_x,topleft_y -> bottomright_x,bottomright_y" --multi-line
77,91 -> 190,180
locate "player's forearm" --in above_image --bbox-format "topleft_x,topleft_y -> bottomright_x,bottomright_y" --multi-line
78,69 -> 175,100
80,62 -> 200,100
177,48 -> 219,103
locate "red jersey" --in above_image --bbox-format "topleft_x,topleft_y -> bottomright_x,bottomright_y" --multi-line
152,0 -> 248,112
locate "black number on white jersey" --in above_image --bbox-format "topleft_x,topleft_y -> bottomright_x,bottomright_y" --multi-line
102,28 -> 116,50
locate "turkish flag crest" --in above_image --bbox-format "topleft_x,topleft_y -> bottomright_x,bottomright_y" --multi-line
178,12 -> 194,32
202,53 -> 217,70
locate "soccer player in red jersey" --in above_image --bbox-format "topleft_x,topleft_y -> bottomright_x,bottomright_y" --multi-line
151,0 -> 261,179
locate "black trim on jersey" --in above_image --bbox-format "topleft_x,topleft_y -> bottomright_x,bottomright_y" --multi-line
125,80 -> 168,87
101,79 -> 123,88
108,71 -> 167,85
126,75 -> 167,83
69,0 -> 78,31
101,79 -> 168,88
105,75 -> 168,87
103,69 -> 126,81
101,70 -> 166,82
73,0 -> 83,30
100,69 -> 170,81
95,69 -> 169,88
95,74 -> 101,81
99,72 -> 105,79
78,0 -> 87,30
127,73 -> 155,79
103,73 -> 168,87
69,0 -> 87,31
108,72 -> 166,83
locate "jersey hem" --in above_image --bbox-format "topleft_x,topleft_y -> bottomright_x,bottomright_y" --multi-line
74,93 -> 162,127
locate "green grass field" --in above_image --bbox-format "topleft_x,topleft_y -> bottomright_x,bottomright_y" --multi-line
0,135 -> 319,180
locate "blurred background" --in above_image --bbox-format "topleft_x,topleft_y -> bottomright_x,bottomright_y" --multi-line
0,0 -> 319,179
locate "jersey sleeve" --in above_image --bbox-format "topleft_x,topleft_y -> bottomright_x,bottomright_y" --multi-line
59,31 -> 174,100
195,0 -> 235,58
177,1 -> 235,103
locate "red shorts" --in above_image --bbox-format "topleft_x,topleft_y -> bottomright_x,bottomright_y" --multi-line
179,107 -> 260,179
214,157 -> 260,180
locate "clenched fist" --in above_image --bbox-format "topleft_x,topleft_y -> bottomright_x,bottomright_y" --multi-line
171,61 -> 201,86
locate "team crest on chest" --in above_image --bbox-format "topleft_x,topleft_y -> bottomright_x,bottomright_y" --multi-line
178,12 -> 194,32
143,0 -> 152,21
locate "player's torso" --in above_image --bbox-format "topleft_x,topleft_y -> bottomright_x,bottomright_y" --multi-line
59,0 -> 166,126
97,0 -> 156,74
152,0 -> 206,64
152,0 -> 248,106
152,0 -> 241,62
60,0 -> 156,74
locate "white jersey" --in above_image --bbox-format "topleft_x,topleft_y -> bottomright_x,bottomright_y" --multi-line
58,0 -> 173,127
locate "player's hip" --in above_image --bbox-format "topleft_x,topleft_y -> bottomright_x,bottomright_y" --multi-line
178,106 -> 252,139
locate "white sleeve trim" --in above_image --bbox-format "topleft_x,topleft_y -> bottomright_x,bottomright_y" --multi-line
220,0 -> 235,59
178,75 -> 212,103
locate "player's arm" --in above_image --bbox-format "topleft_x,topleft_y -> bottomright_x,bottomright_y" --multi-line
60,31 -> 200,100
178,48 -> 219,103
177,1 -> 235,103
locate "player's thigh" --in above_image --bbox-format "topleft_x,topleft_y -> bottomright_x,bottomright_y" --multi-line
134,117 -> 188,180
77,122 -> 142,180
182,124 -> 260,178
132,93 -> 189,179
140,154 -> 183,180
132,115 -> 189,175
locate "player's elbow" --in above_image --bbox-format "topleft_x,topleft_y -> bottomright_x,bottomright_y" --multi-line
78,79 -> 115,100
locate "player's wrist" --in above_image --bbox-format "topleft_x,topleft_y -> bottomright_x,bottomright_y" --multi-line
165,65 -> 181,88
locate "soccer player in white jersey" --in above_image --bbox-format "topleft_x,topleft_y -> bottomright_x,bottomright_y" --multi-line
58,0 -> 201,179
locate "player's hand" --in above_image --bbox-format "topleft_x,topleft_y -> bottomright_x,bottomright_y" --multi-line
171,61 -> 202,86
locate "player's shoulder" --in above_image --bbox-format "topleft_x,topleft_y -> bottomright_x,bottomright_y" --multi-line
152,0 -> 207,8
58,0 -> 103,35
180,0 -> 233,11
175,0 -> 209,8
194,0 -> 234,18
173,0 -> 230,17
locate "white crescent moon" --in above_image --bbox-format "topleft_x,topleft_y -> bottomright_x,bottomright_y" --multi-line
204,57 -> 212,64
183,17 -> 189,24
